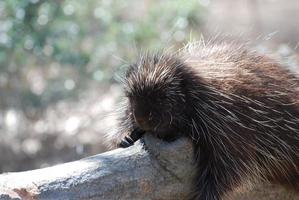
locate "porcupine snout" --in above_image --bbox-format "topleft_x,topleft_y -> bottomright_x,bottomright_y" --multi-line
132,100 -> 154,131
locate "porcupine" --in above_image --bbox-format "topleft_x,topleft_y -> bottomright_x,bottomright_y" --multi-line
111,41 -> 299,200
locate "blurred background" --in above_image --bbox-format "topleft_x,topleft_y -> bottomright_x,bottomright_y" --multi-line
0,0 -> 299,173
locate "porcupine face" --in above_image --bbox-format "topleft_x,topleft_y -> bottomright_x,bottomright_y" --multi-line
124,54 -> 187,138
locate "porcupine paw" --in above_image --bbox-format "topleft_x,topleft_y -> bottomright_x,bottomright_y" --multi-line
118,128 -> 146,148
119,135 -> 135,148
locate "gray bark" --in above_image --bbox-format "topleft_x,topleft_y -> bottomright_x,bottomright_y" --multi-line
0,135 -> 195,200
0,135 -> 297,200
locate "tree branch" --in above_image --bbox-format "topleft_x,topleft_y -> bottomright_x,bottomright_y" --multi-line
0,135 -> 296,200
0,135 -> 194,200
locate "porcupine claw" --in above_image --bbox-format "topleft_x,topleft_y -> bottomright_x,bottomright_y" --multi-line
119,136 -> 135,148
119,128 -> 145,148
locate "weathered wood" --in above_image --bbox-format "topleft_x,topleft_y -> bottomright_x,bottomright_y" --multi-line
0,134 -> 297,200
0,135 -> 195,200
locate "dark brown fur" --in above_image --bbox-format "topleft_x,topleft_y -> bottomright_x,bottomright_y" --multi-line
111,42 -> 299,200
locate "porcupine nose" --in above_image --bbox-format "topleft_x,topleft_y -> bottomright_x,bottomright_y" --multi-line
133,111 -> 152,131
132,101 -> 152,130
136,117 -> 146,127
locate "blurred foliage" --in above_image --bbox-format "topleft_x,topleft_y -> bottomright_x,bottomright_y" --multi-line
0,0 -> 206,110
0,0 -> 207,172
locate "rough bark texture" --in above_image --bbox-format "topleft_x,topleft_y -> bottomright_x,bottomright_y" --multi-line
0,135 -> 298,200
0,135 -> 195,200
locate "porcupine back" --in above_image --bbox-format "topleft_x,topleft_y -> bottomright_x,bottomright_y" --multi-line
180,42 -> 299,196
